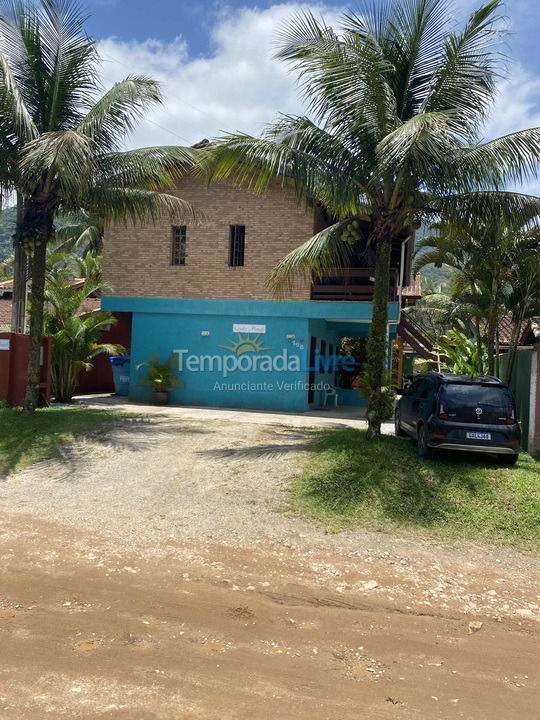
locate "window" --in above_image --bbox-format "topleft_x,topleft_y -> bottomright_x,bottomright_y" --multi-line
407,379 -> 424,397
171,226 -> 187,265
229,225 -> 245,267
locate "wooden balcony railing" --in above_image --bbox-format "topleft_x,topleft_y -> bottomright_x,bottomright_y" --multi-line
311,268 -> 399,302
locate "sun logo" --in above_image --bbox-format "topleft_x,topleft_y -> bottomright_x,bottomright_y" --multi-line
219,333 -> 272,356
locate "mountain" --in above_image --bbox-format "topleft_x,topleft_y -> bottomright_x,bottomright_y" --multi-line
0,207 -> 16,261
413,223 -> 454,292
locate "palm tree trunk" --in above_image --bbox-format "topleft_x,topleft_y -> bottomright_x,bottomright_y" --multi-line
10,196 -> 28,334
506,310 -> 525,385
23,210 -> 54,414
365,232 -> 392,439
486,276 -> 499,376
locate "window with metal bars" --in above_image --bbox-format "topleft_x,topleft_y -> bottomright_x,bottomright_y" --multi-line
229,225 -> 245,267
171,226 -> 187,265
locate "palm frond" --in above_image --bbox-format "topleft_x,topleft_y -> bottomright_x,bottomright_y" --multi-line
419,0 -> 505,134
0,48 -> 37,140
86,186 -> 202,226
436,190 -> 540,228
267,221 -> 354,298
77,75 -> 162,150
97,145 -> 199,191
456,127 -> 540,189
19,128 -> 96,199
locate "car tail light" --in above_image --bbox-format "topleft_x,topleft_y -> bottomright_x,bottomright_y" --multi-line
506,404 -> 517,425
439,400 -> 448,419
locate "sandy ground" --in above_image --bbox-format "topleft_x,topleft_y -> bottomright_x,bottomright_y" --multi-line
1,412 -> 540,718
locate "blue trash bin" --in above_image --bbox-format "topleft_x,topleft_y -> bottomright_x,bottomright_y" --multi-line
109,356 -> 131,396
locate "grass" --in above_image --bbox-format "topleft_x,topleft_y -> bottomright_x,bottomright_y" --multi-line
286,428 -> 540,551
0,406 -> 129,475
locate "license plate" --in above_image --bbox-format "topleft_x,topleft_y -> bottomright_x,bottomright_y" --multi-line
466,431 -> 491,441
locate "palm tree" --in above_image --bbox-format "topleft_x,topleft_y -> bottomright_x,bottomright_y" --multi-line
415,215 -> 540,374
200,0 -> 540,438
504,235 -> 540,383
43,272 -> 123,402
0,0 -> 199,412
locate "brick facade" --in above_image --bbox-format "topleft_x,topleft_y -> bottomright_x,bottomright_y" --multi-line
103,175 -> 323,302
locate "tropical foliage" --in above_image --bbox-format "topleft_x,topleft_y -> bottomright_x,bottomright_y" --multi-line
200,0 -> 540,437
43,272 -> 124,402
415,219 -> 540,381
0,0 -> 199,412
136,353 -> 182,394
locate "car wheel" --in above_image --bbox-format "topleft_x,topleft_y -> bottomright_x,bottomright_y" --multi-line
497,453 -> 518,466
417,424 -> 434,459
395,409 -> 406,437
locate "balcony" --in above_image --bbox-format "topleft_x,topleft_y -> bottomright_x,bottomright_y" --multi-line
311,268 -> 399,302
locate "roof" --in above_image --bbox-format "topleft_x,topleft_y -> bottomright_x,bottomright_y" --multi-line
402,275 -> 422,298
498,315 -> 540,345
0,280 -> 102,325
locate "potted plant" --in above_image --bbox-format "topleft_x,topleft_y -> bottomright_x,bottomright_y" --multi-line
136,353 -> 183,405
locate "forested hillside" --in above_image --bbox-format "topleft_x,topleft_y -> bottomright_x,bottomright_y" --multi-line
0,207 -> 16,261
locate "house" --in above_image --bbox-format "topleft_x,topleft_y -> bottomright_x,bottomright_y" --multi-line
0,277 -> 129,396
0,277 -> 102,332
0,279 -> 15,330
102,171 -> 417,412
497,315 -> 540,454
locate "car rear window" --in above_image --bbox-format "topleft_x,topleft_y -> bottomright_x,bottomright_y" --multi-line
440,383 -> 513,423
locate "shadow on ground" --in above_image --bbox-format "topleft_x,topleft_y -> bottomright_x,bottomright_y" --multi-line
0,407 -> 213,477
288,428 -> 540,548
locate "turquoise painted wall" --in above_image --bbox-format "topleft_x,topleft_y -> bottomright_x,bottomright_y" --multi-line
101,297 -> 400,412
130,311 -> 311,411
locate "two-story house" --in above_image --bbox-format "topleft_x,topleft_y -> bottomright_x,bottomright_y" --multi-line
102,171 -> 417,412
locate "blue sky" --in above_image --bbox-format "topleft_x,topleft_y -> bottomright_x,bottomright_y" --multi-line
88,1 -> 540,192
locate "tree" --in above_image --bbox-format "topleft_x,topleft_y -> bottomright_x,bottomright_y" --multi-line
0,0 -> 199,412
415,216 -> 540,375
200,0 -> 540,438
504,233 -> 540,383
43,271 -> 123,402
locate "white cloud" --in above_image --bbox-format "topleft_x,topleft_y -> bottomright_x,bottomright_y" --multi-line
97,3 -> 341,149
96,3 -> 540,196
485,64 -> 540,138
484,63 -> 540,196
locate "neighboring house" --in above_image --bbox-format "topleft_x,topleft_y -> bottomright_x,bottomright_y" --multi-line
498,316 -> 540,454
0,277 -> 101,331
102,172 -> 418,412
0,277 -> 122,395
0,279 -> 13,330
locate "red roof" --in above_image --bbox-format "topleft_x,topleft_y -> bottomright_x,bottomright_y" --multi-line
0,281 -> 102,328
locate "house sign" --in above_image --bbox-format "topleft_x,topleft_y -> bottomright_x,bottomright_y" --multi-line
233,323 -> 266,334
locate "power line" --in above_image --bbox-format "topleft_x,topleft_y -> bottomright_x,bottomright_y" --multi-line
100,53 -> 212,144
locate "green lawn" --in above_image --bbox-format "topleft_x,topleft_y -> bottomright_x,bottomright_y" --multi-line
0,406 -> 129,475
286,428 -> 540,550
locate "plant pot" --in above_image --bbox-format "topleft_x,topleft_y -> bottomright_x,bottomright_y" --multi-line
153,391 -> 169,405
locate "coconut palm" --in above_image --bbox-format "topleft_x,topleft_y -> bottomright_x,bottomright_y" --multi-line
0,0 -> 199,412
200,0 -> 540,437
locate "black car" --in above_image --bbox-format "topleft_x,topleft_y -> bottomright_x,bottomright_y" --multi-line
395,373 -> 521,464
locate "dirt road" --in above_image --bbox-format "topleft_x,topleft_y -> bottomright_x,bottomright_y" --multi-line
1,414 -> 540,718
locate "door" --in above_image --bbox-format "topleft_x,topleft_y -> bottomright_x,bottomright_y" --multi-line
401,378 -> 429,431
